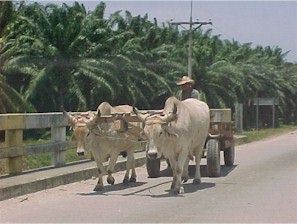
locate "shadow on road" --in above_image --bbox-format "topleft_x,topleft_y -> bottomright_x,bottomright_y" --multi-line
77,179 -> 215,198
77,181 -> 147,196
77,164 -> 236,198
220,165 -> 237,176
159,164 -> 237,178
122,181 -> 216,198
195,164 -> 238,177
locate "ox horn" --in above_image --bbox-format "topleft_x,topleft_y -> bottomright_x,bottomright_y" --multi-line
62,108 -> 76,127
160,104 -> 177,123
133,107 -> 150,122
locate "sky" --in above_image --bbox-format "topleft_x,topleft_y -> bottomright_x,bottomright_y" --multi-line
39,1 -> 297,62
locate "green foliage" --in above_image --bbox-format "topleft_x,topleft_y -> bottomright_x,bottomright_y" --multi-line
25,148 -> 82,170
0,73 -> 34,113
0,1 -> 296,127
0,1 -> 14,36
26,153 -> 52,169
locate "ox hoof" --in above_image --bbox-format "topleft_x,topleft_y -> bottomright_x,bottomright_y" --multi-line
129,177 -> 136,183
173,187 -> 184,195
107,176 -> 115,185
193,179 -> 201,185
173,189 -> 179,195
180,187 -> 185,194
123,178 -> 129,185
93,185 -> 104,191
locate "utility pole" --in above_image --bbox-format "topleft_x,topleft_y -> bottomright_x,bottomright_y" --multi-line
170,1 -> 212,78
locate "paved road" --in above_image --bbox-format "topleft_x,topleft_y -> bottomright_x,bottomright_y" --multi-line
1,130 -> 297,223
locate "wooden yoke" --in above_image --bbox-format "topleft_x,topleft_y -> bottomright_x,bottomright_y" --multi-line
95,110 -> 164,124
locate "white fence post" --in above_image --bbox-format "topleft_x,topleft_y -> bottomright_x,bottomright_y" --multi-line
51,127 -> 66,167
5,129 -> 24,175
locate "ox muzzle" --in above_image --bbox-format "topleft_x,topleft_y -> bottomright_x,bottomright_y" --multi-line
77,146 -> 85,157
77,152 -> 84,156
146,139 -> 161,159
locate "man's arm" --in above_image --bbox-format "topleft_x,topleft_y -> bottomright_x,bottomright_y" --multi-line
191,89 -> 199,100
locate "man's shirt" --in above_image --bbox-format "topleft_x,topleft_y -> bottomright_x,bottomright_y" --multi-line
176,89 -> 200,101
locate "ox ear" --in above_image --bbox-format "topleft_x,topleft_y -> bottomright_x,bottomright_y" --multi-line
62,109 -> 76,127
133,107 -> 149,122
86,108 -> 101,128
164,125 -> 179,138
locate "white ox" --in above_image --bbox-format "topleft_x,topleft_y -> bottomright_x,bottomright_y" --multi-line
64,102 -> 142,191
134,96 -> 210,194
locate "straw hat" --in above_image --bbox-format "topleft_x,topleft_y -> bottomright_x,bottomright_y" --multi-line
176,76 -> 194,85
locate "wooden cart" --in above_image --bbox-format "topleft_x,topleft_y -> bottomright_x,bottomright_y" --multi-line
206,108 -> 235,177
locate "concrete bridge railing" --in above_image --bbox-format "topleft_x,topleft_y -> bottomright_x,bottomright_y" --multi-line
0,112 -> 71,175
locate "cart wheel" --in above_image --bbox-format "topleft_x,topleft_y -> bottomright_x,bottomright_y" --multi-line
224,143 -> 235,166
206,139 -> 221,177
146,157 -> 161,178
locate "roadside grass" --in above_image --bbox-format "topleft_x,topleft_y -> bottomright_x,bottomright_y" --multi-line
239,124 -> 297,144
25,148 -> 82,169
25,148 -> 82,170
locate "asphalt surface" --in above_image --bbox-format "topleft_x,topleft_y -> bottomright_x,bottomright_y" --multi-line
0,130 -> 297,223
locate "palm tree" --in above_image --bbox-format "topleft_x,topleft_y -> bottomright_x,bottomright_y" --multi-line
1,2 -> 117,112
0,1 -> 34,113
278,63 -> 297,123
92,14 -> 183,108
0,2 -> 14,36
0,74 -> 33,113
2,3 -> 183,111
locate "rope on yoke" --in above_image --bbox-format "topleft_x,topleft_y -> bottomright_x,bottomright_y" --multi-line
89,124 -> 147,144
